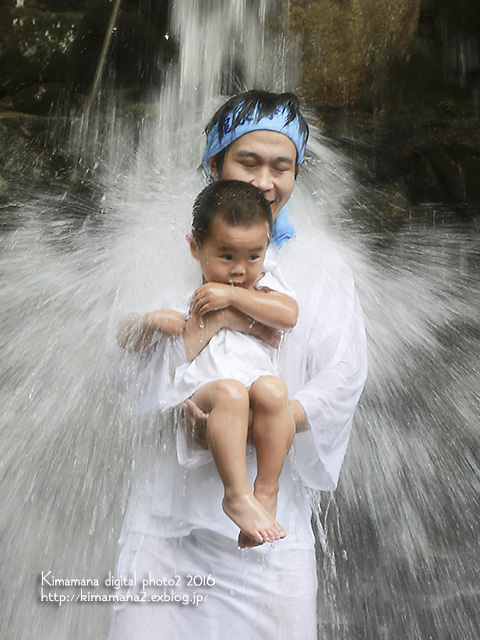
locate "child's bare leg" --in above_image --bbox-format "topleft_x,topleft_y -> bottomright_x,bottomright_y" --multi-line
190,379 -> 285,544
237,376 -> 294,548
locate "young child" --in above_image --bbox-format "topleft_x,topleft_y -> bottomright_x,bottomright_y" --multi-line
121,180 -> 298,547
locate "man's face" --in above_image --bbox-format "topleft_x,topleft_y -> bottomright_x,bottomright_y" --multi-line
189,217 -> 269,288
210,130 -> 298,220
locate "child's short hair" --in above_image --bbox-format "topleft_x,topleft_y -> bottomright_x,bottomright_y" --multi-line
192,180 -> 272,245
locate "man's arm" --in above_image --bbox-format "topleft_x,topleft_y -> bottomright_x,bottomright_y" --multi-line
191,282 -> 298,329
280,245 -> 368,491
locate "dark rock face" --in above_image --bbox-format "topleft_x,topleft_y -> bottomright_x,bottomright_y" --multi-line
286,0 -> 480,215
0,1 -> 172,116
320,113 -> 480,216
0,0 -> 478,217
0,0 -> 173,200
0,112 -> 70,199
401,132 -> 480,209
288,0 -> 421,108
0,83 -> 72,116
0,8 -> 84,105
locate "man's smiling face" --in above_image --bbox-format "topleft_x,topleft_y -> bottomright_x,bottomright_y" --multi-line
210,130 -> 298,221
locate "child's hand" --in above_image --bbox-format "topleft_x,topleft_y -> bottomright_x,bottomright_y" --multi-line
148,309 -> 186,338
192,283 -> 233,315
117,310 -> 186,351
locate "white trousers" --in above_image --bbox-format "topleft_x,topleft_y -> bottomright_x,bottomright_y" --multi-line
109,529 -> 318,639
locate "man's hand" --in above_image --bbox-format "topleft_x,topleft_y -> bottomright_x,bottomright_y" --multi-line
289,399 -> 309,433
248,320 -> 282,349
192,283 -> 234,315
182,306 -> 282,362
181,398 -> 209,449
222,307 -> 282,349
181,397 -> 254,447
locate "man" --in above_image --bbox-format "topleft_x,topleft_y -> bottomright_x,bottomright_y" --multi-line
109,90 -> 367,639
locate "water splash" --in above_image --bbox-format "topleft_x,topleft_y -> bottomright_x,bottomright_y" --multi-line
1,1 -> 480,639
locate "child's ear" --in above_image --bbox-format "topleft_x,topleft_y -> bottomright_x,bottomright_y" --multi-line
187,234 -> 199,260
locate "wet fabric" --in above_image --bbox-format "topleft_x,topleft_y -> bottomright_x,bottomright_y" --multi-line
109,530 -> 318,640
161,260 -> 294,468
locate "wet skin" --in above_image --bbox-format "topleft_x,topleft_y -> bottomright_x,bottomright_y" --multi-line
188,217 -> 269,288
209,130 -> 298,221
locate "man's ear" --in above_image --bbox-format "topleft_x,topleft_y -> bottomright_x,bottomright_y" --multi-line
208,156 -> 219,180
295,165 -> 302,180
187,234 -> 199,260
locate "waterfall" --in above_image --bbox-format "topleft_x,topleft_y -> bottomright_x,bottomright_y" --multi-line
1,1 -> 479,639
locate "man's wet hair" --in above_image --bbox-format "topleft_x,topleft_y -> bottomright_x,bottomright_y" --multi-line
204,90 -> 308,174
192,180 -> 272,245
205,90 -> 309,142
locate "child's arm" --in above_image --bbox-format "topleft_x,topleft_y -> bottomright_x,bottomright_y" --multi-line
116,309 -> 185,352
191,283 -> 298,330
183,307 -> 283,361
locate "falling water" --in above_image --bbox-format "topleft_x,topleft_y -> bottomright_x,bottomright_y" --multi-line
1,1 -> 479,639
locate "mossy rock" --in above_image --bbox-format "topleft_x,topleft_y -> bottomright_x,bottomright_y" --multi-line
0,112 -> 72,200
0,82 -> 72,115
287,0 -> 421,109
0,8 -> 84,96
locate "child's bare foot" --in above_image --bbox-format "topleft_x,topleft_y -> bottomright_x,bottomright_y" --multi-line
222,492 -> 285,546
237,484 -> 282,549
253,483 -> 279,520
237,530 -> 263,549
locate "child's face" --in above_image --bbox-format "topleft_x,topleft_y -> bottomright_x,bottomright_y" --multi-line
189,216 -> 269,288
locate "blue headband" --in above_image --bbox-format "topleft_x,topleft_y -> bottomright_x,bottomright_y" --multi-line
202,105 -> 308,177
